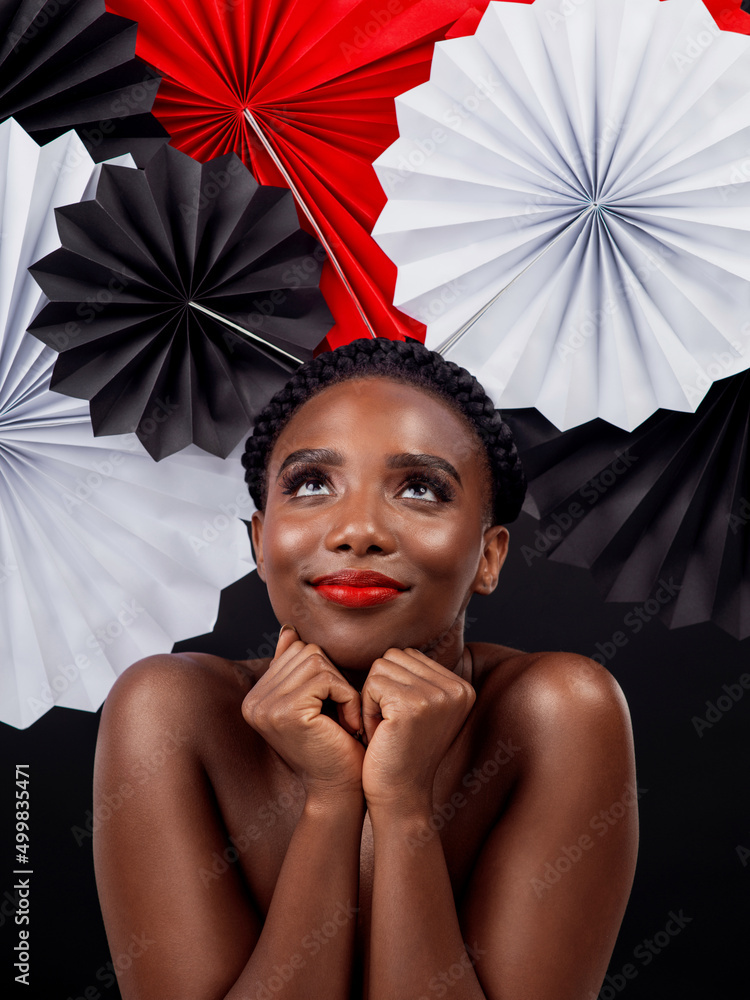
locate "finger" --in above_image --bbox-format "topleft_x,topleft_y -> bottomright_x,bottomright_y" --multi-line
375,650 -> 475,702
331,681 -> 362,736
360,693 -> 381,747
360,674 -> 412,745
337,700 -> 363,739
270,658 -> 354,711
260,627 -> 305,685
247,666 -> 357,731
269,642 -> 341,690
262,642 -> 363,729
274,623 -> 301,661
264,633 -> 321,687
379,646 -> 462,682
367,649 -> 456,691
245,637 -> 302,710
291,671 -> 362,730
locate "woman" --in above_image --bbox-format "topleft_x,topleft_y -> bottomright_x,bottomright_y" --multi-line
93,337 -> 638,1000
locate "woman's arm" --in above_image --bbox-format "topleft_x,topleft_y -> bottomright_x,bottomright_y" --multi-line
94,631 -> 366,1000
226,789 -> 364,1000
363,650 -> 638,1000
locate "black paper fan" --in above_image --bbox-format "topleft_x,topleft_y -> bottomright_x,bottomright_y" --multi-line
505,373 -> 750,640
0,0 -> 168,165
28,144 -> 334,460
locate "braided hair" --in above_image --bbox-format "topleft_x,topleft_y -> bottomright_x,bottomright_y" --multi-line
242,338 -> 526,526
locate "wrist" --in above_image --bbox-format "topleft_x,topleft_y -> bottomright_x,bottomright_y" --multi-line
365,791 -> 433,828
304,783 -> 366,818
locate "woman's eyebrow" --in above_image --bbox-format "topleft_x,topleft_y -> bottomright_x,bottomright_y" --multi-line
276,448 -> 343,478
387,453 -> 463,487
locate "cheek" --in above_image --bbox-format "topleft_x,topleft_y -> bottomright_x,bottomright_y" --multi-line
262,515 -> 309,576
410,522 -> 480,586
258,517 -> 313,624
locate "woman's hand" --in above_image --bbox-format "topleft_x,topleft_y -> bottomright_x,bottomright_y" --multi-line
360,647 -> 476,816
241,626 -> 365,803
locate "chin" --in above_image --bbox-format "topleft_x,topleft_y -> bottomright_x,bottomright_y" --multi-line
311,629 -> 392,672
271,588 -> 463,668
300,615 -> 440,672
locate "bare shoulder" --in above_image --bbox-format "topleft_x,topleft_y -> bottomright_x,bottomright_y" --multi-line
474,641 -> 629,712
97,651 -> 264,764
94,653 -> 266,998
471,643 -> 634,767
106,649 -> 257,696
460,658 -> 638,998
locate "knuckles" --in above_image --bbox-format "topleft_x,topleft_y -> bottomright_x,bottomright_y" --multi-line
271,643 -> 331,676
241,691 -> 262,727
292,644 -> 332,674
265,699 -> 295,728
384,646 -> 406,660
303,650 -> 330,671
241,690 -> 294,732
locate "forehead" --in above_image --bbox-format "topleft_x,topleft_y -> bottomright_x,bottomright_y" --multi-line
270,377 -> 484,465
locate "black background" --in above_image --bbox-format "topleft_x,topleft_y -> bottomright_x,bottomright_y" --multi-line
0,510 -> 748,1000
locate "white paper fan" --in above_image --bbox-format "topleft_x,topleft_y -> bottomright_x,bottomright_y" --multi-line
372,0 -> 750,431
0,120 -> 255,729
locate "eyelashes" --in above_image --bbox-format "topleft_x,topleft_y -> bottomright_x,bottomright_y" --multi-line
279,463 -> 456,503
279,463 -> 331,497
400,472 -> 455,502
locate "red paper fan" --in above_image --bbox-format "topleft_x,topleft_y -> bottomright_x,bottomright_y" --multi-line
104,0 -> 496,350
704,0 -> 750,33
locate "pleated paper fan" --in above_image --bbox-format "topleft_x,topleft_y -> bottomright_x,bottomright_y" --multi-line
707,0 -> 750,33
0,121 -> 254,728
105,0 -> 495,348
373,0 -> 750,432
0,118 -> 135,430
505,372 -> 750,640
28,143 -> 333,461
0,0 -> 168,165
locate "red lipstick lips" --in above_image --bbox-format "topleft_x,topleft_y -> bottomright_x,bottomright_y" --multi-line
310,570 -> 407,608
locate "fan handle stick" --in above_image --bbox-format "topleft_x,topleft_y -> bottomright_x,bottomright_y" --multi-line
437,206 -> 678,356
434,216 -> 586,356
243,109 -> 377,340
190,301 -> 301,370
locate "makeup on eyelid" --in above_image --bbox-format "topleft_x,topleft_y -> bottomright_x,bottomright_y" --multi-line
279,462 -> 456,503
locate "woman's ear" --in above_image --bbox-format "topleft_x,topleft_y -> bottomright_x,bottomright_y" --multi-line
250,510 -> 266,582
472,524 -> 509,595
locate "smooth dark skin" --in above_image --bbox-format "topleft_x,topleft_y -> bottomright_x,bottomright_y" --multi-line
94,377 -> 638,1000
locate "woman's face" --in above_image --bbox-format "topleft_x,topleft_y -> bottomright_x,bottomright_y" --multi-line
251,377 -> 509,675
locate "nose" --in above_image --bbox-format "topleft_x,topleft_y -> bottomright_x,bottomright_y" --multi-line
323,485 -> 397,556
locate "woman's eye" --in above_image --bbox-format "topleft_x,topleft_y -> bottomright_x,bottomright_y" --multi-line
399,481 -> 439,502
294,478 -> 332,498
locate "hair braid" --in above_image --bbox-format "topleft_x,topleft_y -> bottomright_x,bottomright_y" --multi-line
242,338 -> 526,525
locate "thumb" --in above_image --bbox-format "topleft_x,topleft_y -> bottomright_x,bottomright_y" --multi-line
274,623 -> 300,661
336,692 -> 363,738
